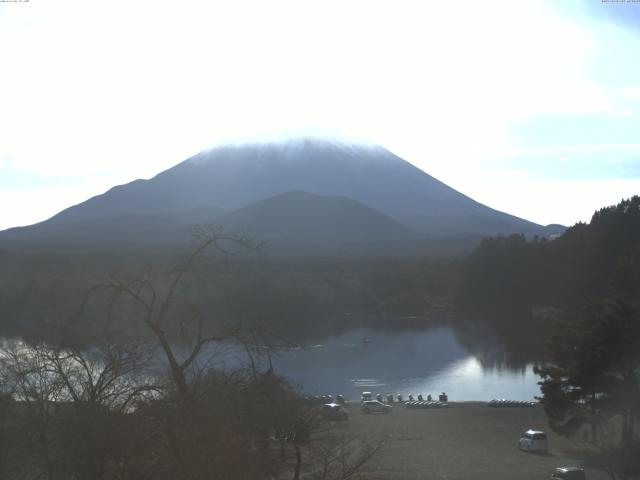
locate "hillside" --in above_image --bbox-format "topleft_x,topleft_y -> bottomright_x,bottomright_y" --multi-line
453,196 -> 640,362
216,190 -> 420,255
0,138 -> 563,256
457,195 -> 640,313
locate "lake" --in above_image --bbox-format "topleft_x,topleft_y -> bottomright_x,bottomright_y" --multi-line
222,325 -> 542,402
0,323 -> 542,402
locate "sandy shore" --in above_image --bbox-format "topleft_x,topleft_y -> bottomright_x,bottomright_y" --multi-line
323,402 -> 609,480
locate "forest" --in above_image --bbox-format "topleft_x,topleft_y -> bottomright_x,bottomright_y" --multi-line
453,196 -> 640,362
457,196 -> 640,311
0,249 -> 457,344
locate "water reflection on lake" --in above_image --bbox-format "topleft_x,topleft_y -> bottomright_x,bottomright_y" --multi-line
0,324 -> 542,402
262,327 -> 541,402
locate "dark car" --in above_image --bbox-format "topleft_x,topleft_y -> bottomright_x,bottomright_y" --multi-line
361,400 -> 392,414
550,467 -> 585,480
321,403 -> 348,421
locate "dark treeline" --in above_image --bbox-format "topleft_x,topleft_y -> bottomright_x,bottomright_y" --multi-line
211,256 -> 456,342
0,248 -> 457,344
455,196 -> 640,362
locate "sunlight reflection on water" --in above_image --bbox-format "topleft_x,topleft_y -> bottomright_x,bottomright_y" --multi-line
269,327 -> 542,401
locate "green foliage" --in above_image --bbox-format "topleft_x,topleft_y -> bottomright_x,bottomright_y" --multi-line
538,298 -> 640,429
454,196 -> 640,363
535,298 -> 640,478
457,196 -> 640,440
457,196 -> 640,315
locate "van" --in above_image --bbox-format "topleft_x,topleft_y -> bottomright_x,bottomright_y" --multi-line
518,429 -> 549,453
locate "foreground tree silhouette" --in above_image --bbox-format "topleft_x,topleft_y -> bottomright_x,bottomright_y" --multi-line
98,226 -> 261,400
98,227 -> 385,480
95,227 -> 286,479
0,340 -> 156,480
0,228 -> 384,480
536,298 -> 640,479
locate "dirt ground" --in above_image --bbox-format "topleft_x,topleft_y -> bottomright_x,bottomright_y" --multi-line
324,402 -> 610,480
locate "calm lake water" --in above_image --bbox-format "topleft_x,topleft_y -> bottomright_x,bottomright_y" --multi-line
0,324 -> 541,402
222,326 -> 542,402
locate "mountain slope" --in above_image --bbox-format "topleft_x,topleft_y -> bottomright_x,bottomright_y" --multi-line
219,190 -> 413,239
0,138 -> 564,254
40,139 -> 559,234
216,190 -> 420,255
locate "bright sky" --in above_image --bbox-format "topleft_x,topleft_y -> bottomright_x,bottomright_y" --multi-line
1,0 -> 639,230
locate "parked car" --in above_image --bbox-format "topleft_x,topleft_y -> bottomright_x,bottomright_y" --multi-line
321,403 -> 348,421
550,467 -> 585,480
518,429 -> 549,453
361,400 -> 392,414
361,391 -> 372,402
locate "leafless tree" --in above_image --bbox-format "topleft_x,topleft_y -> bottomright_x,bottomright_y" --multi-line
0,228 -> 384,480
97,226 -> 260,400
0,339 -> 157,480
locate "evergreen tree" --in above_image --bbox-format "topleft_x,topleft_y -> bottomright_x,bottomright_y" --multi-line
535,299 -> 640,445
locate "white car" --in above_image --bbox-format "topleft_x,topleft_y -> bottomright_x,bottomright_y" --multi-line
519,429 -> 549,453
550,467 -> 585,480
361,400 -> 391,414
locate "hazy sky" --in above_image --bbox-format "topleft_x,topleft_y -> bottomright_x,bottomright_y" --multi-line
1,0 -> 639,230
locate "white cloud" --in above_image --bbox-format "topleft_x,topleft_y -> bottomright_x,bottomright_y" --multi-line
499,143 -> 640,157
624,85 -> 640,99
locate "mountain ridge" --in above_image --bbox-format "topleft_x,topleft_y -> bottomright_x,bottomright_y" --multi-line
0,138 -> 565,255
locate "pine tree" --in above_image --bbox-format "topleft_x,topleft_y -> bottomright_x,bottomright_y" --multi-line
535,299 -> 640,445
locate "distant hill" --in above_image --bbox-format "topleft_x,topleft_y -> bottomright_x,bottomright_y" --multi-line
0,207 -> 222,250
216,190 -> 418,255
0,138 -> 564,255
